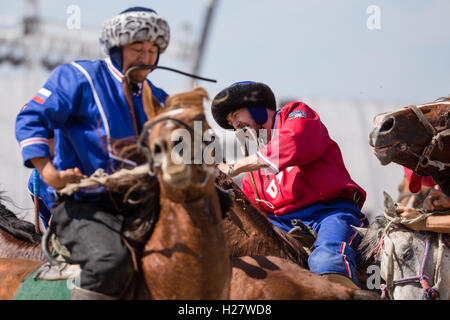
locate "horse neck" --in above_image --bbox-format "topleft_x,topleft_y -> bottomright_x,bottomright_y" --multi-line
0,198 -> 44,261
142,177 -> 231,299
222,178 -> 308,266
226,179 -> 274,233
159,179 -> 226,244
0,229 -> 44,261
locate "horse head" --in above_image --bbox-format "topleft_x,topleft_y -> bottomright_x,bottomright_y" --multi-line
369,98 -> 450,195
357,193 -> 449,300
138,87 -> 217,201
137,87 -> 233,299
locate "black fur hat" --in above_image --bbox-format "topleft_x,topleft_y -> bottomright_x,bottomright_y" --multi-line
211,81 -> 276,129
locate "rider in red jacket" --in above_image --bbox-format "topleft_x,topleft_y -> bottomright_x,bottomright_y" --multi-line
212,81 -> 368,289
241,100 -> 366,215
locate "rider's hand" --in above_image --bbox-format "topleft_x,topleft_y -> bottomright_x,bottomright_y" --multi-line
31,157 -> 85,189
424,189 -> 450,211
52,168 -> 85,189
396,204 -> 426,231
396,204 -> 421,220
218,163 -> 235,177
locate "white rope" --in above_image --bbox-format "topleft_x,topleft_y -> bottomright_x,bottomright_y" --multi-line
245,127 -> 271,180
57,164 -> 150,195
432,233 -> 445,293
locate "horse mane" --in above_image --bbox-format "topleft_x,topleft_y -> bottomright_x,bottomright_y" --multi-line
358,214 -> 438,262
433,96 -> 450,103
0,192 -> 41,244
164,86 -> 209,111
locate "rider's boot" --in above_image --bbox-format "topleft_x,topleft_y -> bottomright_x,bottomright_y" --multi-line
321,273 -> 360,290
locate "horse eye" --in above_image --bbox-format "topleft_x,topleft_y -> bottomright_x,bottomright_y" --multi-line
402,248 -> 414,261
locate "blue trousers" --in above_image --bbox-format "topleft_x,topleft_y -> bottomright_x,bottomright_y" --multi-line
266,199 -> 368,285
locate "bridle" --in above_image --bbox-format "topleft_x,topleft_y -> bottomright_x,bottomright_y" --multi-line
377,183 -> 450,300
137,114 -> 214,187
396,186 -> 435,208
380,232 -> 439,300
402,104 -> 450,174
137,116 -> 194,175
374,192 -> 444,300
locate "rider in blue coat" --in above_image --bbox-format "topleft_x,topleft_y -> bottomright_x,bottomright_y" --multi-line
19,8 -> 169,229
15,7 -> 170,299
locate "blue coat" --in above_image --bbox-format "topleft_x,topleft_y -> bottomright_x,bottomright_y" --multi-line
16,57 -> 168,225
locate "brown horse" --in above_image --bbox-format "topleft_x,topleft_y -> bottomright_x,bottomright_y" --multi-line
139,105 -> 231,299
138,101 -> 373,300
369,98 -> 450,195
0,87 -> 374,299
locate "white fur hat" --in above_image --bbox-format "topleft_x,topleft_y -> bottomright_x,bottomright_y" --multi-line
99,8 -> 170,54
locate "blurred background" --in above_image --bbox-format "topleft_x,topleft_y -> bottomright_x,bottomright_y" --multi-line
0,0 -> 449,222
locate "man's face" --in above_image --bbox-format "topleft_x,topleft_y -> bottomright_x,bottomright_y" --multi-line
121,41 -> 159,82
226,108 -> 258,131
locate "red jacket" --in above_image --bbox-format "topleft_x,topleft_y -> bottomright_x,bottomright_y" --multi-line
242,101 -> 366,216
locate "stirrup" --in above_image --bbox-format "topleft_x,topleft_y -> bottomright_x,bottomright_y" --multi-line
288,219 -> 317,239
41,227 -> 71,265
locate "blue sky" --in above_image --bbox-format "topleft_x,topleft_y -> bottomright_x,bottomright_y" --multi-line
2,0 -> 449,104
1,0 -> 448,215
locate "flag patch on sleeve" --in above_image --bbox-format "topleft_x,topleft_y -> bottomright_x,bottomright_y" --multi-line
32,88 -> 52,104
288,110 -> 307,120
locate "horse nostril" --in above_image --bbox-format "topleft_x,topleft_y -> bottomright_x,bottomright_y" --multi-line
380,117 -> 395,133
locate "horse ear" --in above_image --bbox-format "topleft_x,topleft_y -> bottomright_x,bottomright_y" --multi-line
383,191 -> 398,217
215,184 -> 234,219
351,225 -> 368,237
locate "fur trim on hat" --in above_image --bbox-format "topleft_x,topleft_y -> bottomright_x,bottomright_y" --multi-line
99,10 -> 170,54
211,82 -> 276,130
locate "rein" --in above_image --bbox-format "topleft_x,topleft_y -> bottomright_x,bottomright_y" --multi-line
137,116 -> 196,175
380,235 -> 439,300
122,64 -> 216,140
125,64 -> 217,84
